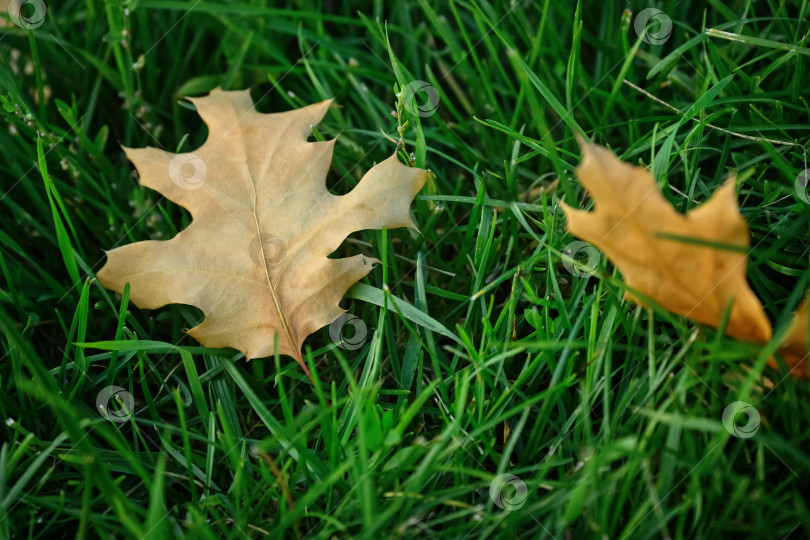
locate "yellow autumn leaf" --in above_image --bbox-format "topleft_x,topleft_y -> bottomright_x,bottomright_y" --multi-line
98,89 -> 428,372
560,139 -> 772,345
779,300 -> 809,379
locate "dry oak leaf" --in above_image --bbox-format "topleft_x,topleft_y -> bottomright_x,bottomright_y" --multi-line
98,89 -> 428,371
560,140 -> 771,346
779,300 -> 809,379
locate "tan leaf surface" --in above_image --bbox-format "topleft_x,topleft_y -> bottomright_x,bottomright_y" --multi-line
98,89 -> 428,370
561,140 -> 771,345
779,300 -> 809,379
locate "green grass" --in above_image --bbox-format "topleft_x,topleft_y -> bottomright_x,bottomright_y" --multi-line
1,0 -> 810,538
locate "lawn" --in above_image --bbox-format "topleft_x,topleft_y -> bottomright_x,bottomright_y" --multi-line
1,0 -> 809,538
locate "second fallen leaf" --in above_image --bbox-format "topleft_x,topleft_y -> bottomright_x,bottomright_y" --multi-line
561,140 -> 771,345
